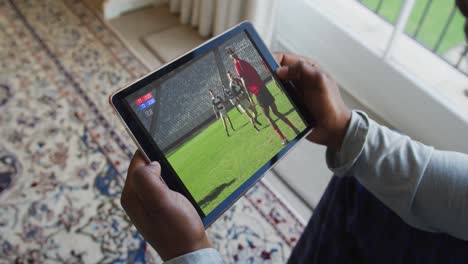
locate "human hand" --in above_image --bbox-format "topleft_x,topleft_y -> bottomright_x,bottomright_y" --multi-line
274,52 -> 351,151
121,151 -> 211,261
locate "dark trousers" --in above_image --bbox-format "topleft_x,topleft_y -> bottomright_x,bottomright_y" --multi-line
288,176 -> 468,264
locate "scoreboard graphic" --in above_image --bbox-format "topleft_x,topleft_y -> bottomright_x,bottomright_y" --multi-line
135,92 -> 155,110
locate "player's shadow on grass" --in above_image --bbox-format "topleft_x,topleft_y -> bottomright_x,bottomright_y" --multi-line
235,121 -> 251,131
272,108 -> 295,122
198,178 -> 236,209
257,108 -> 296,131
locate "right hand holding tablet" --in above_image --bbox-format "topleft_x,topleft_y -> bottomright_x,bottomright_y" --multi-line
274,52 -> 352,152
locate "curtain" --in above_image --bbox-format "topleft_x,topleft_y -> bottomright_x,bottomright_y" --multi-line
167,0 -> 277,45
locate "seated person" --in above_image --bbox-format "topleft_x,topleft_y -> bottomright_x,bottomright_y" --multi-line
121,1 -> 468,257
120,51 -> 468,263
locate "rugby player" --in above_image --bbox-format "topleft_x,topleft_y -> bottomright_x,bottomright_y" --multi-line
209,89 -> 235,137
223,84 -> 242,114
227,47 -> 300,144
226,71 -> 261,132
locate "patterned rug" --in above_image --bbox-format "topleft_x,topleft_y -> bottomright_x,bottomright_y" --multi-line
0,0 -> 304,262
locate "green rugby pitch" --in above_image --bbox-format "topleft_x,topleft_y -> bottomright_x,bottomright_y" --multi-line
167,80 -> 307,214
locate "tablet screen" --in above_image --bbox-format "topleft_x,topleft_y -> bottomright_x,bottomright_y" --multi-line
125,31 -> 307,214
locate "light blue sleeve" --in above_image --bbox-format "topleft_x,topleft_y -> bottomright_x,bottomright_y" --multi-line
326,111 -> 468,241
164,248 -> 223,264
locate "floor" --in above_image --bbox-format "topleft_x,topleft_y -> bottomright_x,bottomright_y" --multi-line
102,4 -> 384,222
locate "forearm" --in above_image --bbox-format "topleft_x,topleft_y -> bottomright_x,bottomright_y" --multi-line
412,149 -> 468,240
327,111 -> 468,239
327,111 -> 434,219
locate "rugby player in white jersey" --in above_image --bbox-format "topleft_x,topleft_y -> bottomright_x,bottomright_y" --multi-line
209,89 -> 235,137
226,71 -> 261,132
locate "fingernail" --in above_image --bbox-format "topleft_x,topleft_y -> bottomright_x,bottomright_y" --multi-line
149,161 -> 160,167
276,67 -> 287,76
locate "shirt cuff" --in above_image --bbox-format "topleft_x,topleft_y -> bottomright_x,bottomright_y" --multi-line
326,110 -> 369,176
164,248 -> 223,264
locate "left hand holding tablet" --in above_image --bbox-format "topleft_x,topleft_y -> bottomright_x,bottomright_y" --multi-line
121,151 -> 212,261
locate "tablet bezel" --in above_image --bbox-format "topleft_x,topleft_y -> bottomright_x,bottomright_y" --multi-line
110,21 -> 314,227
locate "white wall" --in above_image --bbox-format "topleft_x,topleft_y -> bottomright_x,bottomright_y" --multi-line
274,0 -> 468,154
103,0 -> 165,19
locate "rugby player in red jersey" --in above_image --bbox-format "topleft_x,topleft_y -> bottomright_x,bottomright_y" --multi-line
227,47 -> 300,144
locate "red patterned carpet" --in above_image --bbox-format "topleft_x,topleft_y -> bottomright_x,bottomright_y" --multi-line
0,0 -> 304,262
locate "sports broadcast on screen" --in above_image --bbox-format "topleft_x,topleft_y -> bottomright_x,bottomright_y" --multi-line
125,31 -> 307,214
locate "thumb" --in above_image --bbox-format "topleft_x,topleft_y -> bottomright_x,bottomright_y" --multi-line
130,161 -> 170,207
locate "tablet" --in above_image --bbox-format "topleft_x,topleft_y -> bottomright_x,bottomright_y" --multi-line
110,21 -> 313,227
